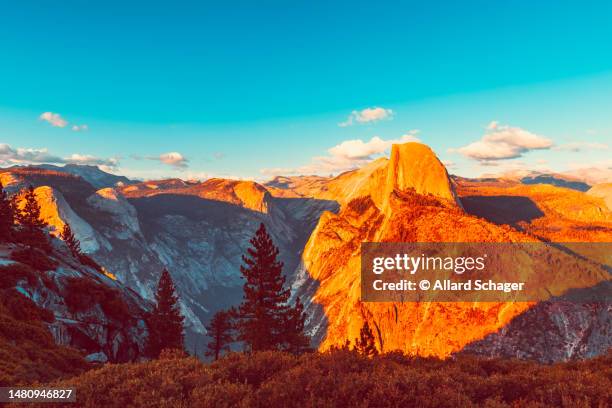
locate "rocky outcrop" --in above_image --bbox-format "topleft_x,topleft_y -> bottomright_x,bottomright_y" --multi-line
265,143 -> 460,209
382,143 -> 458,206
462,302 -> 611,363
1,244 -> 149,363
588,183 -> 612,212
17,186 -> 101,253
87,188 -> 142,240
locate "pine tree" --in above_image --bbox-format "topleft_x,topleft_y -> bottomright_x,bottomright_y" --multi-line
282,297 -> 311,354
16,185 -> 50,252
205,310 -> 234,360
0,181 -> 14,242
146,268 -> 185,358
236,223 -> 291,352
61,223 -> 81,257
354,321 -> 378,357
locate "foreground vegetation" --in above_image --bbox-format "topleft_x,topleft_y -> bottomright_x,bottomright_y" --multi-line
40,349 -> 611,407
0,264 -> 88,386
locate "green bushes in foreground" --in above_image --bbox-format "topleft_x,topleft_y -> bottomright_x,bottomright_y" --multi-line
45,349 -> 611,407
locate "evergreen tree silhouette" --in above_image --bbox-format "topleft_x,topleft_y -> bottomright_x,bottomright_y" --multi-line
146,268 -> 185,358
61,223 -> 81,257
355,321 -> 378,357
282,297 -> 311,354
16,185 -> 50,252
236,223 -> 291,352
205,310 -> 234,360
0,181 -> 14,242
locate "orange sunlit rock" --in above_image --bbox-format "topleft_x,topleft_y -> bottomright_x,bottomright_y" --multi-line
293,142 -> 611,358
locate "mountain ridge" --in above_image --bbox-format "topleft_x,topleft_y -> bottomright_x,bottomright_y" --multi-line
1,143 -> 610,362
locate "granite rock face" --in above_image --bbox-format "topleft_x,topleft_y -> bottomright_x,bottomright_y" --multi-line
1,244 -> 149,363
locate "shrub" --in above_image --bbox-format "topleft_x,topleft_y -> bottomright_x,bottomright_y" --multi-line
64,277 -> 130,322
210,351 -> 298,387
78,253 -> 103,272
0,264 -> 36,289
10,247 -> 58,272
45,349 -> 612,407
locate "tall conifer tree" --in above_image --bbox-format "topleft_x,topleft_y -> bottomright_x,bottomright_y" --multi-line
17,185 -> 50,252
0,181 -> 14,242
355,320 -> 378,357
61,223 -> 81,257
236,223 -> 291,352
205,310 -> 234,360
146,268 -> 185,357
282,296 -> 311,354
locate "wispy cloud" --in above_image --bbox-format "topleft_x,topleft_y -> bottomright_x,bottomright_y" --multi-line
261,131 -> 420,177
338,107 -> 394,127
453,121 -> 553,162
148,152 -> 189,168
553,141 -> 608,152
0,143 -> 118,169
39,111 -> 88,131
39,112 -> 68,128
65,154 -> 118,167
71,124 -> 89,132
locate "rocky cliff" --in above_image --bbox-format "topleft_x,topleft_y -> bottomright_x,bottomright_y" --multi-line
2,150 -> 609,363
291,142 -> 611,361
0,242 -> 149,363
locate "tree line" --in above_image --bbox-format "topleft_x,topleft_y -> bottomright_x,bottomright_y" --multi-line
147,222 -> 378,360
146,223 -> 312,359
1,181 -> 377,360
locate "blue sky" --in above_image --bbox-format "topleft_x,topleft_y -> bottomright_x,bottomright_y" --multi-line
1,1 -> 611,182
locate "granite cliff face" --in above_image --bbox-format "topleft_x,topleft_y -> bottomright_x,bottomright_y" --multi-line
290,143 -> 611,360
0,243 -> 149,363
382,143 -> 458,205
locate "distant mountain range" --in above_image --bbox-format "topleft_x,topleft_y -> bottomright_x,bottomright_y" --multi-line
1,143 -> 610,361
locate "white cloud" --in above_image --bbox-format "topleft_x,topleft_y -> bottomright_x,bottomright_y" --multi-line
338,107 -> 394,127
39,112 -> 68,128
0,144 -> 63,164
72,124 -> 89,132
65,154 -> 118,168
553,142 -> 608,152
183,171 -> 251,182
261,132 -> 420,177
329,131 -> 419,160
39,111 -> 89,131
0,143 -> 117,169
455,121 -> 553,161
151,152 -> 188,168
